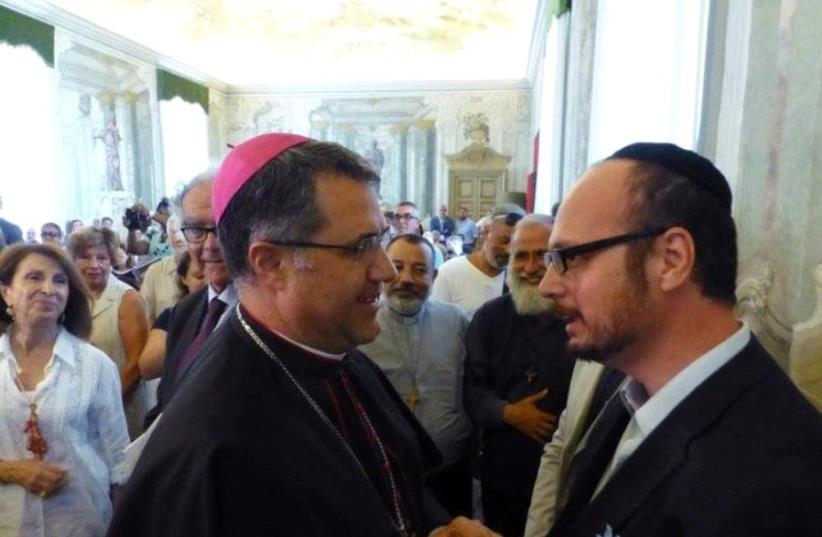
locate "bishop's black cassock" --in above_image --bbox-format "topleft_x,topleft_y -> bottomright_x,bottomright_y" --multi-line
107,305 -> 449,537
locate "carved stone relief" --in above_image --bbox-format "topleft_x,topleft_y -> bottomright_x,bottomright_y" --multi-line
789,265 -> 822,411
214,89 -> 531,218
55,35 -> 155,221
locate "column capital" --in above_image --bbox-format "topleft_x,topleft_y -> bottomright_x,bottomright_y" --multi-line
389,122 -> 411,134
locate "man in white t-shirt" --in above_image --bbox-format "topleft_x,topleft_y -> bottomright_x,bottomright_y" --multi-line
431,206 -> 524,318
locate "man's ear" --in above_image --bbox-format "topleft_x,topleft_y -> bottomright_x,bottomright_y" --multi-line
431,268 -> 438,283
247,240 -> 289,289
654,226 -> 695,293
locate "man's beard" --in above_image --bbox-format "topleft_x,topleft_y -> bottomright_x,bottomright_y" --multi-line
491,253 -> 509,271
506,269 -> 555,316
564,263 -> 649,364
386,289 -> 426,316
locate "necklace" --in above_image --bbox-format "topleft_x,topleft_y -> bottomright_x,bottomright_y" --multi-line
11,366 -> 48,460
384,308 -> 426,411
236,306 -> 412,536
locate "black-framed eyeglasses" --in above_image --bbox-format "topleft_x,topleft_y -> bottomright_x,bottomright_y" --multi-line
393,213 -> 418,222
40,231 -> 60,238
265,228 -> 391,260
181,225 -> 217,244
543,228 -> 667,275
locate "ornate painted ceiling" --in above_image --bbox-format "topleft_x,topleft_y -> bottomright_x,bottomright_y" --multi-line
46,0 -> 539,87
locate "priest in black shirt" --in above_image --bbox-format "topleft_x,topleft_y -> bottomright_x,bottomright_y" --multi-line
107,134 -> 500,537
465,215 -> 574,537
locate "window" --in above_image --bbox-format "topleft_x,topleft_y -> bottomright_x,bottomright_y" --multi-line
0,43 -> 58,232
159,97 -> 209,197
535,14 -> 570,214
587,0 -> 709,162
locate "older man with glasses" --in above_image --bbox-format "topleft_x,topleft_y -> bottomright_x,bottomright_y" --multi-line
394,200 -> 445,268
39,222 -> 63,246
141,172 -> 238,429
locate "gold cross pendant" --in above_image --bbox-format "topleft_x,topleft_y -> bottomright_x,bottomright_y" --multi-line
404,390 -> 420,412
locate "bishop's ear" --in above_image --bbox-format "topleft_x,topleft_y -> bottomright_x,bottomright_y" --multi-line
246,240 -> 289,289
655,226 -> 696,293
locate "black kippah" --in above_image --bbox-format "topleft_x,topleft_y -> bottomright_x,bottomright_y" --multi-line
609,142 -> 732,212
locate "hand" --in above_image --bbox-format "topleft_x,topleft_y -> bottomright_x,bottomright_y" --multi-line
0,459 -> 67,497
431,517 -> 502,537
502,389 -> 558,443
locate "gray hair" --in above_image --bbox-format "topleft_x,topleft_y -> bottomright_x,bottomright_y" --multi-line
174,167 -> 218,217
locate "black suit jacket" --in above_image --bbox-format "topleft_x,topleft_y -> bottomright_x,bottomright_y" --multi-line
143,286 -> 209,429
550,336 -> 822,537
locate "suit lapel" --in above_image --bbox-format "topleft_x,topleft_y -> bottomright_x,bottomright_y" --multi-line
568,339 -> 771,537
168,289 -> 209,376
171,292 -> 211,387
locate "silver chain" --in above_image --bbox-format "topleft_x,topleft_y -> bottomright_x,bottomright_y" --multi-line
236,306 -> 408,535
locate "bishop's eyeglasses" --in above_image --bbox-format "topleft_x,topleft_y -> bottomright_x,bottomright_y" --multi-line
543,228 -> 667,275
264,228 -> 392,260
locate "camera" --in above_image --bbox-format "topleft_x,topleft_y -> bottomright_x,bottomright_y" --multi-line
124,206 -> 150,231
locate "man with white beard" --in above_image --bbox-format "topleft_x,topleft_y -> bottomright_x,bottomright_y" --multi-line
464,215 -> 575,537
359,233 -> 474,518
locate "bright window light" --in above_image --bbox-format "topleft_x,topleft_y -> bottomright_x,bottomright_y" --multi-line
0,44 -> 58,233
588,0 -> 708,163
535,15 -> 568,215
159,97 -> 209,197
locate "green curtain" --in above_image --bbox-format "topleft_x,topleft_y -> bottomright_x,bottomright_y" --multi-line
551,0 -> 571,18
157,69 -> 209,114
0,5 -> 54,66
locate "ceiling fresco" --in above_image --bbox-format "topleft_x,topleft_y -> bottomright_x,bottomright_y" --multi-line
47,0 -> 539,86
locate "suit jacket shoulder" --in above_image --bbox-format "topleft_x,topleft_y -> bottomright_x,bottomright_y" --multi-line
566,337 -> 822,537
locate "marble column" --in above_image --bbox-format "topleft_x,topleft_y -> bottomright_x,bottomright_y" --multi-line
389,123 -> 410,202
337,123 -> 356,151
417,119 -> 437,218
310,119 -> 329,141
120,91 -> 140,197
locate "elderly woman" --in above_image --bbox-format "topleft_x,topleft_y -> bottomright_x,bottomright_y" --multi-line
0,244 -> 129,536
68,227 -> 149,439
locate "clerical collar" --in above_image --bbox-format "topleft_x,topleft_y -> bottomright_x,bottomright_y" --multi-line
238,304 -> 346,361
384,303 -> 423,326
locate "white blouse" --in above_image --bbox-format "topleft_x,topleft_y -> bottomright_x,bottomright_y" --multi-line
0,328 -> 129,537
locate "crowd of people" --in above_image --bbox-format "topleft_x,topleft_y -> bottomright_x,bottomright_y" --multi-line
0,134 -> 820,537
